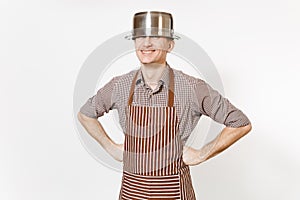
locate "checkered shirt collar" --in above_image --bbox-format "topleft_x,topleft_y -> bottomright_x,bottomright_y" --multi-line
135,63 -> 171,88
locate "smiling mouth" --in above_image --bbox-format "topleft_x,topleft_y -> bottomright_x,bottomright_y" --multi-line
140,50 -> 156,54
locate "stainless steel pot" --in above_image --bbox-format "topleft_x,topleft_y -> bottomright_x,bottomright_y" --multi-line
125,11 -> 180,40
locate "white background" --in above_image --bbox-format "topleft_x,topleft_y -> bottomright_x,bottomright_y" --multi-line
1,0 -> 300,199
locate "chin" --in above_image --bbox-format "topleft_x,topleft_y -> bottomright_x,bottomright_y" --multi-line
138,57 -> 156,64
139,57 -> 160,64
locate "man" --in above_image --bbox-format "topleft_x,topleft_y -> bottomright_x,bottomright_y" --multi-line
78,11 -> 251,200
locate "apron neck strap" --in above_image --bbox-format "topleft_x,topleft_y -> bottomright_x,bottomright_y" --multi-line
128,67 -> 175,107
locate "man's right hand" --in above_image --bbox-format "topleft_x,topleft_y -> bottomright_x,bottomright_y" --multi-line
77,112 -> 124,162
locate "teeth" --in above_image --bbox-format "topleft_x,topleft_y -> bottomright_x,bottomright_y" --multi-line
141,50 -> 155,54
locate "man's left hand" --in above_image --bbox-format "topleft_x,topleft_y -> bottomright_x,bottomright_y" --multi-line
182,146 -> 204,166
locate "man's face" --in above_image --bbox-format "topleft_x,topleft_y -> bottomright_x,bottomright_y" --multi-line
134,36 -> 174,65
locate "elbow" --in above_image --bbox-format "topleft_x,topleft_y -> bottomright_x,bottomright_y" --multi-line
240,123 -> 252,137
245,123 -> 252,133
77,111 -> 95,123
77,112 -> 85,123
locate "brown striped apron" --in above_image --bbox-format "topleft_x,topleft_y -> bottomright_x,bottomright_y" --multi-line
119,68 -> 196,200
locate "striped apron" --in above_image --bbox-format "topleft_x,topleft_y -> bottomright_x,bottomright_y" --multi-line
119,68 -> 196,200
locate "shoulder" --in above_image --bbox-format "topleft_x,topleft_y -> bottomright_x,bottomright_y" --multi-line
107,68 -> 139,86
106,68 -> 139,97
171,67 -> 206,87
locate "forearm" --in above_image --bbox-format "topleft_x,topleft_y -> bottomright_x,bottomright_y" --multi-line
77,112 -> 123,161
199,124 -> 252,163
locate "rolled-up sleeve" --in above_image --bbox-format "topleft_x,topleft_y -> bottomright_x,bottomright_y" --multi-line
192,79 -> 251,127
79,77 -> 118,118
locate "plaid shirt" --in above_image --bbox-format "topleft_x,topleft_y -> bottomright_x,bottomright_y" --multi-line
80,64 -> 250,143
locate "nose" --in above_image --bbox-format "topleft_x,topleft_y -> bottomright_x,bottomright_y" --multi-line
143,36 -> 152,47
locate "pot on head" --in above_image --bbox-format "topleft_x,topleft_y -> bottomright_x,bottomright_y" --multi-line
125,11 -> 180,40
